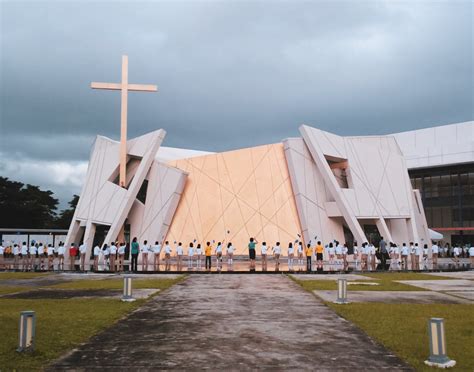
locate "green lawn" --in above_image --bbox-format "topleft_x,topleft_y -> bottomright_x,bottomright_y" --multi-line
48,276 -> 185,290
0,285 -> 34,295
0,272 -> 52,280
0,275 -> 185,370
290,272 -> 452,292
327,303 -> 474,371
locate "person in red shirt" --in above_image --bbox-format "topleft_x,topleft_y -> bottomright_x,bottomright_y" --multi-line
69,244 -> 78,271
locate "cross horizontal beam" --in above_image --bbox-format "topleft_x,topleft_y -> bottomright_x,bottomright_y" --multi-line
91,82 -> 158,92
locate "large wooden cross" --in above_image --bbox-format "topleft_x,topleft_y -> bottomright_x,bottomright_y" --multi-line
91,55 -> 157,188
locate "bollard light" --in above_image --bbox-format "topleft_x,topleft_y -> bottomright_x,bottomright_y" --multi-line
17,311 -> 36,352
121,276 -> 136,302
334,278 -> 349,304
424,318 -> 456,368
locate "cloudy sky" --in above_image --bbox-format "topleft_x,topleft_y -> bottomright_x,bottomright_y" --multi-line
1,0 -> 472,209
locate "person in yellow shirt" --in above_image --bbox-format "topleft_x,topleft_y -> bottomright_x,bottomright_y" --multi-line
306,243 -> 313,271
205,242 -> 212,271
315,241 -> 324,269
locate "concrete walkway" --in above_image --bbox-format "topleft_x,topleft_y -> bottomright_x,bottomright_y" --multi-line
49,275 -> 410,371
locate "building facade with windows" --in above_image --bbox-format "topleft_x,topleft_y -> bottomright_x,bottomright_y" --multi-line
393,121 -> 474,246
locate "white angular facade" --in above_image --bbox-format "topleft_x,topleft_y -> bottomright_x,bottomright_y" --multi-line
66,124 -> 430,262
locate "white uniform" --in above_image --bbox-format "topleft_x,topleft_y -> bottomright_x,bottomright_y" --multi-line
29,245 -> 37,256
47,246 -> 54,256
328,245 -> 335,256
141,244 -> 150,254
177,245 -> 184,255
153,244 -> 162,255
227,245 -> 234,254
58,245 -> 65,255
109,245 -> 117,255
261,244 -> 267,255
79,244 -> 87,255
432,244 -> 439,254
38,245 -> 45,255
93,246 -> 101,256
165,245 -> 172,254
297,244 -> 303,254
335,245 -> 343,255
118,245 -> 126,255
14,245 -> 20,256
288,245 -> 294,255
215,244 -> 222,254
0,245 -> 4,256
401,246 -> 409,256
196,246 -> 202,255
453,247 -> 460,257
21,245 -> 28,255
273,245 -> 281,255
188,246 -> 194,256
414,245 -> 421,256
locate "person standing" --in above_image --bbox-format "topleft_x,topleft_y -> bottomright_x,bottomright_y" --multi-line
69,243 -> 78,271
409,242 -> 416,270
414,243 -> 421,270
141,240 -> 150,271
102,244 -> 110,271
47,244 -> 55,271
273,242 -> 281,271
58,243 -> 65,271
118,242 -> 126,272
176,242 -> 184,270
79,242 -> 87,271
93,244 -> 101,271
401,243 -> 409,269
20,243 -> 28,271
38,243 -> 45,270
297,241 -> 304,271
287,242 -> 294,271
469,245 -> 474,267
248,238 -> 257,271
195,243 -> 202,270
261,242 -> 268,271
109,242 -> 117,272
453,244 -> 461,265
205,242 -> 212,271
131,237 -> 139,272
379,237 -> 387,269
188,242 -> 195,269
342,243 -> 348,269
226,242 -> 234,268
153,241 -> 162,271
215,242 -> 223,271
328,242 -> 336,268
431,241 -> 439,267
306,243 -> 313,271
315,241 -> 324,270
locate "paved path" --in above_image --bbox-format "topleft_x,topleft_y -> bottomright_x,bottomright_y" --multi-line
49,275 -> 410,371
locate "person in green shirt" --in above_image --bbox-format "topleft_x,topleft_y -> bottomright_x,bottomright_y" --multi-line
248,237 -> 258,271
131,237 -> 139,272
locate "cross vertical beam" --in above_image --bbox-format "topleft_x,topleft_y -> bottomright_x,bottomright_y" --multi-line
91,55 -> 158,188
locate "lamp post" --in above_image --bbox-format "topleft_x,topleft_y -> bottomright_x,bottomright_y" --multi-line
121,276 -> 136,302
424,318 -> 456,368
17,311 -> 36,352
334,278 -> 349,304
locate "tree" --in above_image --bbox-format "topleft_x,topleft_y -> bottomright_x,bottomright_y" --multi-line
55,194 -> 79,228
0,177 -> 59,228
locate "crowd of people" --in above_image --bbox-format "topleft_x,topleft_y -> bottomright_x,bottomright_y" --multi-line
0,236 -> 473,272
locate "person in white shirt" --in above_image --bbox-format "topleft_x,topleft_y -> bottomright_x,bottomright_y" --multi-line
102,244 -> 110,270
0,244 -> 4,270
261,242 -> 268,271
153,241 -> 162,271
431,242 -> 439,267
412,243 -> 420,270
335,242 -> 343,266
369,244 -> 376,271
93,244 -> 101,271
117,243 -> 126,272
176,242 -> 184,270
288,242 -> 295,271
19,243 -> 27,271
215,242 -> 223,271
342,243 -> 348,268
109,242 -> 117,272
328,242 -> 336,268
188,242 -> 195,269
195,243 -> 202,270
38,244 -> 45,270
57,243 -> 66,271
47,244 -> 55,270
297,241 -> 304,270
164,241 -> 172,271
29,243 -> 38,271
353,243 -> 359,268
141,240 -> 150,271
401,243 -> 409,269
79,242 -> 87,271
453,245 -> 461,264
468,246 -> 474,266
226,242 -> 234,268
273,242 -> 281,270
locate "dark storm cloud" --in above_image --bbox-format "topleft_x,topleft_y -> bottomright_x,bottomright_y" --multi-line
0,0 -> 472,207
